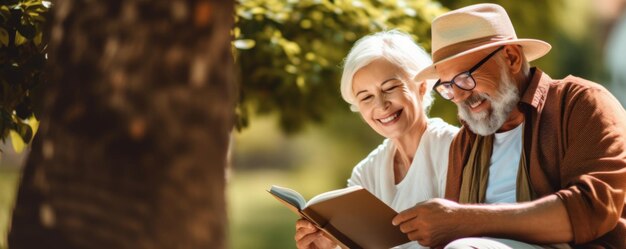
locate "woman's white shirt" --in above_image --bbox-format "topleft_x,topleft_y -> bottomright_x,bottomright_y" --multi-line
347,118 -> 458,249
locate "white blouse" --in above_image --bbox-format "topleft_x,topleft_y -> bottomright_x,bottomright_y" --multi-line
347,118 -> 458,249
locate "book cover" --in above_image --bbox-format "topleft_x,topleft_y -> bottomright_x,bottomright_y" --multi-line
268,185 -> 410,249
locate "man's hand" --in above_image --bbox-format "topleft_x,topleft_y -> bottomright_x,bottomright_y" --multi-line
295,218 -> 338,249
392,198 -> 471,247
392,195 -> 573,247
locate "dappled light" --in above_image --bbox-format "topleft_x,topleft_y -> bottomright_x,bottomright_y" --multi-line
1,0 -> 625,249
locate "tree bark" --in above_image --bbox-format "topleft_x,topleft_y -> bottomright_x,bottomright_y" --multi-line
8,0 -> 235,248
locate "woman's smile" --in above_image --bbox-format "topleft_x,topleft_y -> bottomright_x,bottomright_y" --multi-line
378,109 -> 403,125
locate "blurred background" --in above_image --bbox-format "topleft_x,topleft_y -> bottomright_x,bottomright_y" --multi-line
1,0 -> 625,248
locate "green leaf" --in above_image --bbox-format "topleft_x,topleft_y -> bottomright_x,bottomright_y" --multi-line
233,39 -> 256,49
0,5 -> 10,22
14,30 -> 27,46
0,28 -> 8,47
249,7 -> 266,15
27,115 -> 39,135
33,30 -> 42,45
30,12 -> 45,22
15,121 -> 33,144
25,3 -> 46,12
9,130 -> 25,153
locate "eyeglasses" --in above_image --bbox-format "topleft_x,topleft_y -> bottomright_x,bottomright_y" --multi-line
433,46 -> 505,100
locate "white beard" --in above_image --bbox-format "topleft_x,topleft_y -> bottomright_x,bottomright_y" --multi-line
457,68 -> 520,136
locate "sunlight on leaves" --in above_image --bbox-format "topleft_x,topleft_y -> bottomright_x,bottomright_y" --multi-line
9,130 -> 25,153
233,39 -> 256,50
234,0 -> 447,132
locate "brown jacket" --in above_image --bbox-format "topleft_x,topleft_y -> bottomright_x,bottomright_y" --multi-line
446,68 -> 626,248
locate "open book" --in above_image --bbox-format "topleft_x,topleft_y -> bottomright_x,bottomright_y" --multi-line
268,185 -> 410,249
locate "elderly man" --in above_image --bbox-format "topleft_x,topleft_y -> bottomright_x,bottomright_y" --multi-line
392,3 -> 626,249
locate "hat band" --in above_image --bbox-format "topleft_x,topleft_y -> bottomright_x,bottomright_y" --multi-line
433,35 -> 515,63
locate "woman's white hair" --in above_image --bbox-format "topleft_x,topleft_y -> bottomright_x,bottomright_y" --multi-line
340,30 -> 435,112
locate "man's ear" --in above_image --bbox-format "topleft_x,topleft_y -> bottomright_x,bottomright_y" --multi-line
503,45 -> 524,74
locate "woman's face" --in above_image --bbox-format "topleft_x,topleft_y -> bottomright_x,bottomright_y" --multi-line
352,59 -> 426,139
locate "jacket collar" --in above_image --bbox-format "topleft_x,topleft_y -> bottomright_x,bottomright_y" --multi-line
519,67 -> 553,113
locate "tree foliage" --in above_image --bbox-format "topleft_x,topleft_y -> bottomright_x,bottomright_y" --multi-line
234,0 -> 446,133
0,0 -> 48,148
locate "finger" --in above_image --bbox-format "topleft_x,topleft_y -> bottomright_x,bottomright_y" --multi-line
407,231 -> 425,245
295,231 -> 323,249
295,219 -> 316,229
294,226 -> 318,241
409,230 -> 437,248
315,231 -> 338,248
397,217 -> 419,234
392,206 -> 419,226
298,225 -> 318,233
392,213 -> 407,226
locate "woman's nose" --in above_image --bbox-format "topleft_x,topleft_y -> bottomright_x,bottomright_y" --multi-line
375,94 -> 390,109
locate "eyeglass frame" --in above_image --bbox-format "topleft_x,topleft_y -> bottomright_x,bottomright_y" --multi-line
432,46 -> 505,100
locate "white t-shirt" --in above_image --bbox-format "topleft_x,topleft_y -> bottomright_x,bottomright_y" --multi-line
485,123 -> 524,204
347,118 -> 458,249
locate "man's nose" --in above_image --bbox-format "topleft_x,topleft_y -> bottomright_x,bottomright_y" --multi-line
450,84 -> 471,104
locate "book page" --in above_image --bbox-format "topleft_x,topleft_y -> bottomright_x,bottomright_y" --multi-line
306,185 -> 363,207
269,185 -> 306,209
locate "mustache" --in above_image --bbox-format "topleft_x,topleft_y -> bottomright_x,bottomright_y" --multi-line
460,92 -> 489,108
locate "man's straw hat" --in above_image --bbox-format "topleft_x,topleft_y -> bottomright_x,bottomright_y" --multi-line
415,3 -> 552,81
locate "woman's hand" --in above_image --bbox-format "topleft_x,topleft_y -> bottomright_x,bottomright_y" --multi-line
295,218 -> 338,249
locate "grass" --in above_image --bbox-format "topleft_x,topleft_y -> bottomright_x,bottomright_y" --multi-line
0,167 -> 337,249
0,167 -> 20,249
228,169 -> 340,249
228,170 -> 297,249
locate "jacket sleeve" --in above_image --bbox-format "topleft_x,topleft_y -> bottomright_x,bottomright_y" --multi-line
554,86 -> 626,244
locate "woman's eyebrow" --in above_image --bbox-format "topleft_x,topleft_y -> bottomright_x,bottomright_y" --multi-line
355,89 -> 368,97
355,78 -> 398,97
380,78 -> 397,86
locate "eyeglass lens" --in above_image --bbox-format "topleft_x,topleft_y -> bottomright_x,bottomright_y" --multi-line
435,46 -> 504,100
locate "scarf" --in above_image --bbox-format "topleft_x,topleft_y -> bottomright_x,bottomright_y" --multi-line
458,127 -> 535,203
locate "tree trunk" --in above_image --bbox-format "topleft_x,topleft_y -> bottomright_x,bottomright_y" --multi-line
8,0 -> 235,248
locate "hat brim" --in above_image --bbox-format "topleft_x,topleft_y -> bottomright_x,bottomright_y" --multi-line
415,39 -> 551,81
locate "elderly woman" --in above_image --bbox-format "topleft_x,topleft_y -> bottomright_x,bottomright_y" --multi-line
294,30 -> 458,249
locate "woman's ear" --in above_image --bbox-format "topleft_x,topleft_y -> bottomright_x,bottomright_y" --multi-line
418,81 -> 427,97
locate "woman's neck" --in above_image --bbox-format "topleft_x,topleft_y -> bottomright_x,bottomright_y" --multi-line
392,117 -> 428,183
